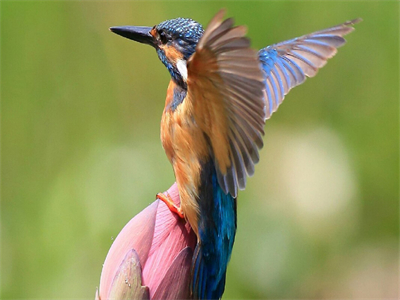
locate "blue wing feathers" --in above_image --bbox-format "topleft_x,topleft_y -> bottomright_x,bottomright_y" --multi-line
272,66 -> 284,100
268,69 -> 279,105
259,19 -> 360,119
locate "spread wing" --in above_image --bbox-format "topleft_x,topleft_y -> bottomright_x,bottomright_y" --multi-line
259,18 -> 362,119
186,9 -> 266,198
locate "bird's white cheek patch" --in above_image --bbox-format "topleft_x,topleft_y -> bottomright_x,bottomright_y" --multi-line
177,59 -> 188,81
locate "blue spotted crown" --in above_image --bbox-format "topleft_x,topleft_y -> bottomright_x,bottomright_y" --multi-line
156,18 -> 204,59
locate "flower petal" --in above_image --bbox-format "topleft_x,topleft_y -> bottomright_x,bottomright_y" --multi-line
108,249 -> 150,300
166,182 -> 180,206
152,247 -> 193,300
99,201 -> 158,299
142,187 -> 196,295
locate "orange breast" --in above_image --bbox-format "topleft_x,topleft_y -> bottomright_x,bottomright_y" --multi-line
161,80 -> 209,235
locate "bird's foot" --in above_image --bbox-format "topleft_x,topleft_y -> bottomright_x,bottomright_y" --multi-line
156,192 -> 185,219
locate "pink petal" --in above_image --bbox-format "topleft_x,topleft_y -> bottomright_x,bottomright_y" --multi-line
152,247 -> 193,300
98,183 -> 197,299
149,184 -> 194,254
108,249 -> 150,300
142,185 -> 196,297
99,201 -> 158,299
166,182 -> 180,206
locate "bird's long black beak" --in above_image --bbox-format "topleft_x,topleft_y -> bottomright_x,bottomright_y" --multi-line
110,26 -> 155,47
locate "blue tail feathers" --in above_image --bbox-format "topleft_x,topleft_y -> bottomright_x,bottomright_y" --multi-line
191,161 -> 237,299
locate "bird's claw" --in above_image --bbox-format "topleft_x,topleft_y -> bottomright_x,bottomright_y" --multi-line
156,192 -> 185,219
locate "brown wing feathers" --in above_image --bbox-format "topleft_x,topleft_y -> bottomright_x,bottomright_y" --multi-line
187,9 -> 265,197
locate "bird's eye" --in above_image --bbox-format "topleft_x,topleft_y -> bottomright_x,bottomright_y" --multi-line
159,31 -> 168,44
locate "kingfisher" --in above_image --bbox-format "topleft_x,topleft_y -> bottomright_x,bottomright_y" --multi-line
110,10 -> 360,299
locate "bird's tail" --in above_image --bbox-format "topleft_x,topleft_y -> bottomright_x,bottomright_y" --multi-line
190,166 -> 237,299
191,242 -> 227,299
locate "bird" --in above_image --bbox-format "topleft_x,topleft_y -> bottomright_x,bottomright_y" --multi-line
110,10 -> 360,299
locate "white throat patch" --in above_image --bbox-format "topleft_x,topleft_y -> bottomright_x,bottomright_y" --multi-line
177,59 -> 188,81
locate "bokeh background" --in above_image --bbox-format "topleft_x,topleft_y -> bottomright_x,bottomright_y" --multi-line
2,1 -> 399,299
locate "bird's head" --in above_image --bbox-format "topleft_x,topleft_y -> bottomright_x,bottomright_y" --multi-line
110,17 -> 204,88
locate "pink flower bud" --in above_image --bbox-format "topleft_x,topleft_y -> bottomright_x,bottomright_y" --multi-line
96,183 -> 197,300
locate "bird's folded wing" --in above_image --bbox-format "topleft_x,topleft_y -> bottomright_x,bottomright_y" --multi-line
259,18 -> 362,119
186,9 -> 266,198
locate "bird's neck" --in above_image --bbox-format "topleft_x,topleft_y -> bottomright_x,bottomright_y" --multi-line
157,48 -> 187,89
171,73 -> 187,90
166,62 -> 186,89
164,80 -> 187,112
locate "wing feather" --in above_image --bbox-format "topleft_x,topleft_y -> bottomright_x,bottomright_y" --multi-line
210,26 -> 247,48
186,9 -> 265,197
259,18 -> 361,119
207,18 -> 235,43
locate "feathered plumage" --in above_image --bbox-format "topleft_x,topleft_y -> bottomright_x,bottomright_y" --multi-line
110,10 -> 360,299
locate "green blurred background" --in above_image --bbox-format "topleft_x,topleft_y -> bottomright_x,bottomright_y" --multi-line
2,1 -> 399,299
